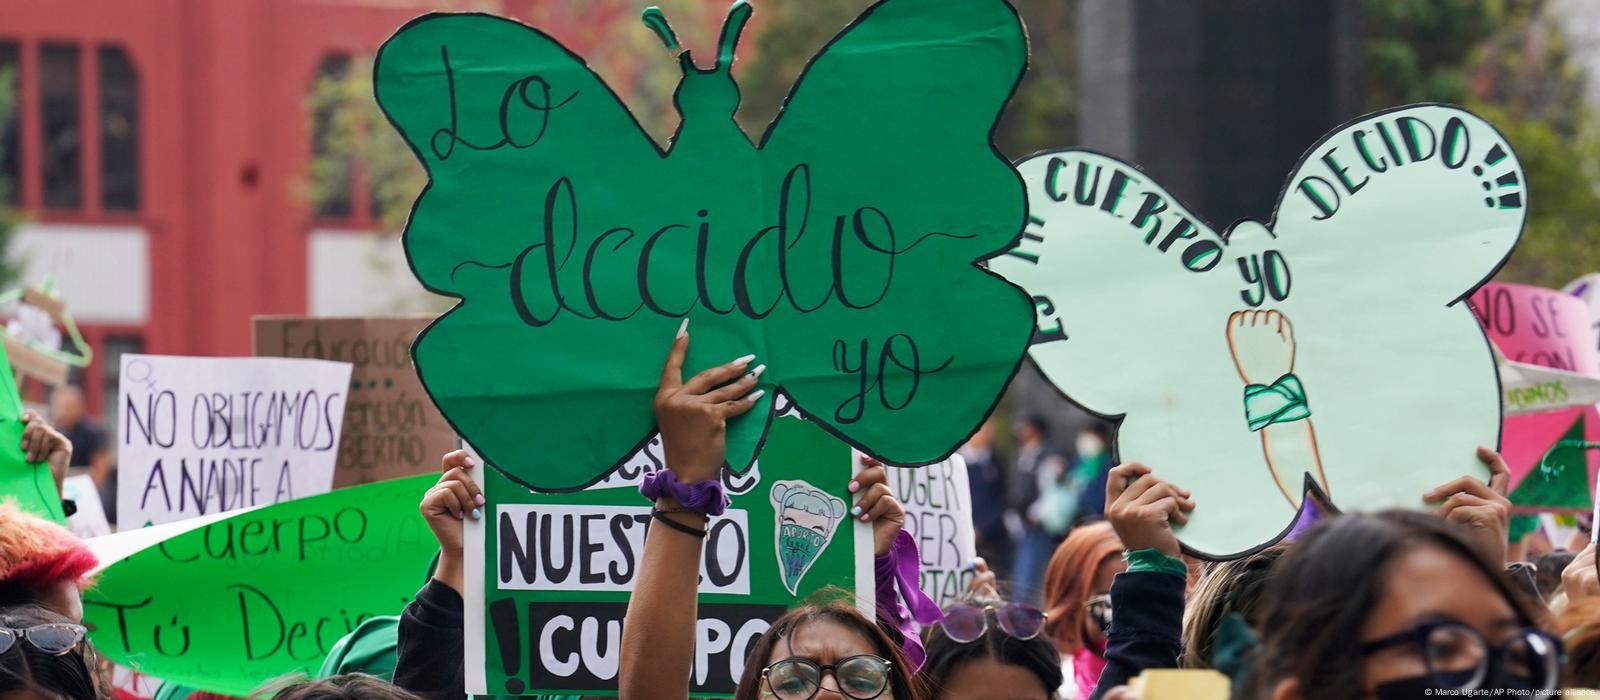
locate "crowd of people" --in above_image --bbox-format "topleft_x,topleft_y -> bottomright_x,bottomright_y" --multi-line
0,330 -> 1594,699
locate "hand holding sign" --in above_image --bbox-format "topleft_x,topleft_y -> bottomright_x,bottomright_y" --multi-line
1425,447 -> 1512,564
1105,463 -> 1194,558
373,0 -> 1034,492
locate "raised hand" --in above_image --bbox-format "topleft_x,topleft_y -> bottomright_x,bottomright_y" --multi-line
1105,462 -> 1195,558
654,320 -> 764,485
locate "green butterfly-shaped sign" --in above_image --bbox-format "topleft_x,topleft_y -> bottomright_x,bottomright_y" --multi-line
374,0 -> 1033,491
991,104 -> 1524,558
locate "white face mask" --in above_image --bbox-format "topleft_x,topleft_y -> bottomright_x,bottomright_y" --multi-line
1076,433 -> 1106,457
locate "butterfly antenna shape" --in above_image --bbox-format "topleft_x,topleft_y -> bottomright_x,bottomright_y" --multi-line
715,1 -> 754,72
641,7 -> 681,51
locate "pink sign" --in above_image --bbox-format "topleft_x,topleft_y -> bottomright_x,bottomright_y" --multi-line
1470,282 -> 1600,511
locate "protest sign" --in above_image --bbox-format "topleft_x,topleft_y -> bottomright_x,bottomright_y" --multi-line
885,456 -> 975,608
63,474 -> 111,538
463,415 -> 872,697
254,316 -> 457,487
371,0 -> 1034,493
83,474 -> 436,696
0,339 -> 64,523
991,104 -> 1525,558
116,355 -> 353,526
1471,282 -> 1600,513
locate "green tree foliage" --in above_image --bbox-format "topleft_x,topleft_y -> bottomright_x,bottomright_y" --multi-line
1365,0 -> 1600,288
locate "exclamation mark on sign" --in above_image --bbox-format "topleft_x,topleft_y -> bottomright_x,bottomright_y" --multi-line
1473,144 -> 1523,209
490,598 -> 526,695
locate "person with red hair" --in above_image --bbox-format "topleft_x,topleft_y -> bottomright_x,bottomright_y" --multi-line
0,501 -> 97,622
1041,521 -> 1126,698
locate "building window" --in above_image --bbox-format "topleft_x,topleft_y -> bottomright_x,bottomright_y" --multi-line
310,54 -> 354,219
99,46 -> 139,211
40,43 -> 81,210
0,41 -> 18,206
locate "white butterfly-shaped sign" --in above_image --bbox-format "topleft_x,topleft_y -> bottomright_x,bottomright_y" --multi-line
992,104 -> 1525,558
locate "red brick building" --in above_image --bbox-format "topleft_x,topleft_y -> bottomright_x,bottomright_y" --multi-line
0,0 -> 621,418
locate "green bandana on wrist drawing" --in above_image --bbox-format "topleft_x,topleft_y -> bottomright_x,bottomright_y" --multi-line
372,0 -> 1035,492
771,480 -> 846,595
1242,373 -> 1312,432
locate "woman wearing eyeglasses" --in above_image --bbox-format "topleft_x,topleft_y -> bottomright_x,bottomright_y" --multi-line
0,604 -> 99,700
918,595 -> 1062,700
1246,511 -> 1566,699
1040,521 -> 1127,698
618,326 -> 925,700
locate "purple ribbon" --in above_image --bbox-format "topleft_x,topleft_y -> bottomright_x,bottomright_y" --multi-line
875,530 -> 943,670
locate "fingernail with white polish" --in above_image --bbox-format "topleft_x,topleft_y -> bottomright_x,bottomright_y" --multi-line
677,318 -> 690,339
747,389 -> 766,402
747,364 -> 767,380
733,354 -> 755,366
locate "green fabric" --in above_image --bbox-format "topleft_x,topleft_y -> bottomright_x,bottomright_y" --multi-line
1124,547 -> 1188,578
1508,514 -> 1541,543
1241,373 -> 1311,432
317,616 -> 400,681
371,0 -> 1035,492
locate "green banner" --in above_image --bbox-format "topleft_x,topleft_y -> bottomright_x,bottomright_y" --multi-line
83,475 -> 437,695
371,0 -> 1034,493
0,339 -> 63,523
467,416 -> 871,697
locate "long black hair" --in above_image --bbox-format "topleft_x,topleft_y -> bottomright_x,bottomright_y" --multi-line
1245,511 -> 1544,699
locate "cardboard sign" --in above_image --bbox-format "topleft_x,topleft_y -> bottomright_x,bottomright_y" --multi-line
1471,282 -> 1600,513
463,416 -> 872,697
116,355 -> 353,526
886,456 -> 976,608
990,105 -> 1524,558
83,475 -> 435,695
254,317 -> 457,487
371,0 -> 1034,493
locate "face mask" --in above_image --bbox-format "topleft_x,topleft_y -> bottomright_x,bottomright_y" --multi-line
779,523 -> 829,591
1076,434 -> 1105,458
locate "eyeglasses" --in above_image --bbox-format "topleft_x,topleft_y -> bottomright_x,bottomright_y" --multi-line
1085,594 -> 1113,633
938,603 -> 1047,644
762,654 -> 891,700
1360,620 -> 1565,692
0,624 -> 86,656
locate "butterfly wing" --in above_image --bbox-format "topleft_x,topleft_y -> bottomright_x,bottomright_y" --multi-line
375,14 -> 671,492
757,0 -> 1035,465
1271,104 -> 1522,524
988,151 -> 1287,558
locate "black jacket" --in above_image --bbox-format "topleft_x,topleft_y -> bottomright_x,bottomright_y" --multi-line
395,580 -> 468,700
1089,570 -> 1186,699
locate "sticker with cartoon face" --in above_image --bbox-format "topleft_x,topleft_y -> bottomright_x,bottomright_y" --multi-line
771,480 -> 847,595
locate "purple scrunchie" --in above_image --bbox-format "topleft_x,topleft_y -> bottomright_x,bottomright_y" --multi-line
639,469 -> 729,516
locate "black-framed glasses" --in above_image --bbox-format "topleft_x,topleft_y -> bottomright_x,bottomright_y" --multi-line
1085,593 -> 1113,633
1360,620 -> 1564,692
938,603 -> 1047,644
762,654 -> 891,700
0,624 -> 86,656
